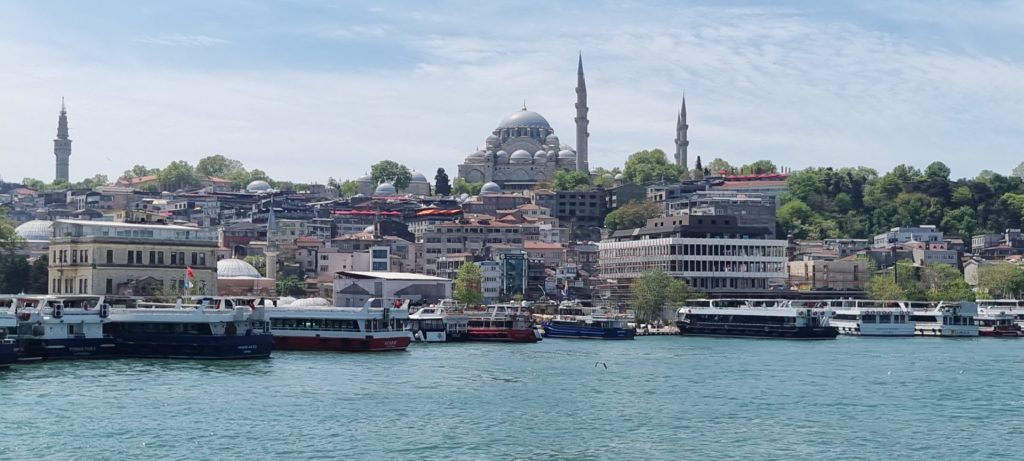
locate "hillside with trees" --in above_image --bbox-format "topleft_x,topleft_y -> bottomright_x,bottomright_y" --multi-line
779,162 -> 1024,239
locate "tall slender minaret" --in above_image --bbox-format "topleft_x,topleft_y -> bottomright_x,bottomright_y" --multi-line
674,96 -> 689,170
54,97 -> 72,182
574,53 -> 589,174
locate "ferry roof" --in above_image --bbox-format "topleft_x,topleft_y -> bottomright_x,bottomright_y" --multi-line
336,271 -> 450,281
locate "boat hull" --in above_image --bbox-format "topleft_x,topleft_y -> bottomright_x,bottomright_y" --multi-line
979,328 -> 1023,337
676,321 -> 838,339
17,337 -> 117,361
273,335 -> 411,352
542,323 -> 636,340
0,342 -> 16,368
914,325 -> 979,337
109,334 -> 273,359
467,328 -> 539,343
831,322 -> 916,336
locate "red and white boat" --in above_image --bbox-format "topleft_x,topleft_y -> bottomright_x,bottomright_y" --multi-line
267,298 -> 413,352
976,307 -> 1024,337
465,303 -> 540,343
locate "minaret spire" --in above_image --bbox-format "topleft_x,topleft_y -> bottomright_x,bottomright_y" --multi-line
54,98 -> 72,182
674,95 -> 689,170
574,52 -> 589,174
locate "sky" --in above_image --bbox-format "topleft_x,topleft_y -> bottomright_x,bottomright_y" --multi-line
1,0 -> 1022,184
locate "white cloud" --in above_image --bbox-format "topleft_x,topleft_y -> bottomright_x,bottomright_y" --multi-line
1,3 -> 1023,185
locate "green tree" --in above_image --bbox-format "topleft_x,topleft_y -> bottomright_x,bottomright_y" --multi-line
740,160 -> 777,174
196,154 -> 245,178
0,213 -> 21,255
622,149 -> 684,184
552,170 -> 591,191
453,262 -> 483,306
339,180 -> 359,197
120,165 -> 160,181
0,255 -> 30,294
451,177 -> 482,196
276,276 -> 306,297
921,264 -> 974,302
978,263 -> 1024,299
867,273 -> 905,300
244,255 -> 266,276
28,254 -> 49,293
631,269 -> 694,323
706,158 -> 733,175
370,160 -> 413,190
591,167 -> 621,188
603,200 -> 661,232
434,168 -> 452,196
157,160 -> 199,192
777,199 -> 816,238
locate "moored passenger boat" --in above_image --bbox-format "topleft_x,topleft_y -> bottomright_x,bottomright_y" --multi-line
267,298 -> 413,352
977,300 -> 1024,330
975,307 -> 1023,337
407,300 -> 469,342
911,301 -> 978,337
466,303 -> 539,343
104,298 -> 273,359
676,299 -> 837,339
11,295 -> 115,360
823,299 -> 918,336
0,308 -> 16,368
541,301 -> 635,340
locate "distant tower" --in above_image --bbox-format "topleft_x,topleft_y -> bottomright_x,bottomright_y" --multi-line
54,97 -> 72,182
574,53 -> 590,174
674,96 -> 689,170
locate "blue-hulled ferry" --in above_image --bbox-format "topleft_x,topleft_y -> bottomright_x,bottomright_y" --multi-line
10,295 -> 116,361
103,297 -> 273,359
542,301 -> 636,340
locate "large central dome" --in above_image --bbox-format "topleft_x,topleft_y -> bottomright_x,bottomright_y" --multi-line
498,109 -> 551,129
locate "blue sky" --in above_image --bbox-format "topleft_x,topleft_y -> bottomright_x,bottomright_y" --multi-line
1,0 -> 1022,184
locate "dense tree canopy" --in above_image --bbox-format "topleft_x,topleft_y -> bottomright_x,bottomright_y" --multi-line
622,149 -> 685,184
196,154 -> 245,178
604,200 -> 661,232
451,177 -> 482,196
453,262 -> 483,306
867,260 -> 974,302
157,160 -> 200,192
434,168 -> 452,196
631,269 -> 696,323
370,160 -> 412,190
552,170 -> 591,191
779,162 -> 1024,239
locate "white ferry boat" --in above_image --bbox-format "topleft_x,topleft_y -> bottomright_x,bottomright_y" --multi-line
974,307 -> 1023,337
407,300 -> 469,342
676,299 -> 837,339
11,295 -> 115,360
977,300 -> 1024,330
910,301 -> 979,337
104,297 -> 273,359
267,298 -> 413,352
823,299 -> 920,336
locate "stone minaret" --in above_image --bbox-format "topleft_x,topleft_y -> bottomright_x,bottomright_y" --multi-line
674,96 -> 689,170
54,98 -> 72,182
574,53 -> 589,174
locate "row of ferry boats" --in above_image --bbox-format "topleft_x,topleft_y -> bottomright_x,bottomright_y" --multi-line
676,299 -> 1024,339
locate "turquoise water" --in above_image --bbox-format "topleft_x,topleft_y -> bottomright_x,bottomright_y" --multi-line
2,337 -> 1023,460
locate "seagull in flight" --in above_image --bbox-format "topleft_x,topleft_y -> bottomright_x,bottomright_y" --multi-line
594,362 -> 607,369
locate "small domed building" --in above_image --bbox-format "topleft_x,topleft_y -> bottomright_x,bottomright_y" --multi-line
405,171 -> 431,196
246,180 -> 273,193
216,257 -> 276,296
14,219 -> 53,257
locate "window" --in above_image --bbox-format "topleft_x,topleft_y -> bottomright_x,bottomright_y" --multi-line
171,252 -> 178,265
158,252 -> 164,265
191,252 -> 198,266
136,251 -> 142,264
106,279 -> 113,295
127,250 -> 134,265
149,251 -> 156,265
199,253 -> 206,266
178,252 -> 185,266
106,250 -> 114,264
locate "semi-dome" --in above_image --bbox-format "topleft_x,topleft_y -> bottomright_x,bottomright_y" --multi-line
246,180 -> 272,193
498,109 -> 552,129
15,220 -> 53,242
356,174 -> 372,183
411,171 -> 428,182
558,149 -> 576,159
217,258 -> 262,279
495,150 -> 510,164
465,151 -> 486,164
480,182 -> 502,195
510,149 -> 533,164
614,173 -> 624,181
545,134 -> 559,144
374,183 -> 397,196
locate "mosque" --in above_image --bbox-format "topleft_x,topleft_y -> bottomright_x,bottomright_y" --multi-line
456,55 -> 591,192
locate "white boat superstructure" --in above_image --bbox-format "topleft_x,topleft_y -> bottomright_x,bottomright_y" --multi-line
911,301 -> 979,337
408,302 -> 469,342
974,306 -> 1023,337
266,298 -> 413,351
823,299 -> 919,336
977,300 -> 1024,330
10,295 -> 115,359
107,298 -> 270,336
